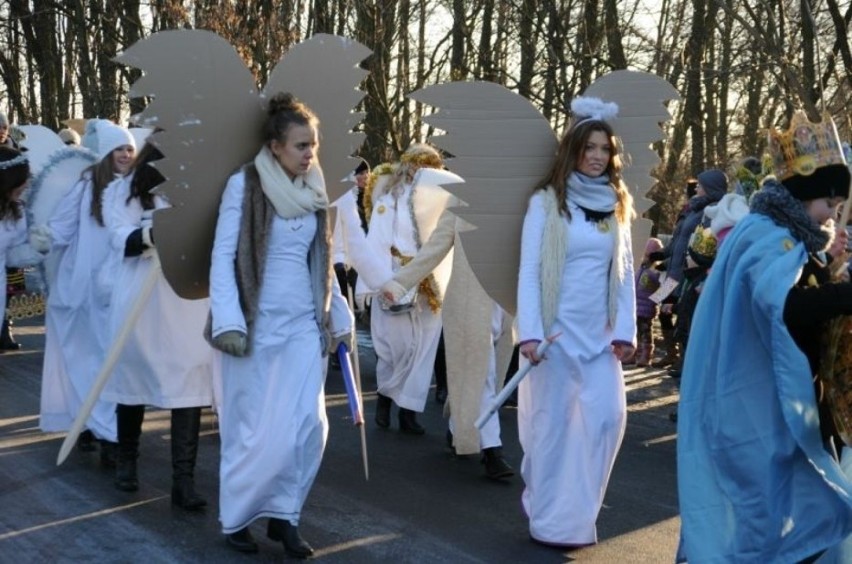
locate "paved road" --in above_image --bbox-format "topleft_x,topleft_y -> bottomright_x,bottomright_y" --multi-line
0,316 -> 681,562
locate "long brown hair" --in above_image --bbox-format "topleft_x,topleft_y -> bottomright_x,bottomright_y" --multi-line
537,119 -> 633,225
0,147 -> 27,221
88,155 -> 124,227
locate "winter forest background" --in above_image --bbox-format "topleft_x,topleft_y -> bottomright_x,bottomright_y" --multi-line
0,0 -> 850,231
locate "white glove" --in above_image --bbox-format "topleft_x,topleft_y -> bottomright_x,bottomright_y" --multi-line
29,224 -> 52,254
380,279 -> 407,304
213,330 -> 248,357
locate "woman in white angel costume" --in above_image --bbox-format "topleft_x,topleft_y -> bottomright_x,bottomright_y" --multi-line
517,97 -> 636,547
101,141 -> 214,510
0,148 -> 45,319
37,119 -> 136,462
208,93 -> 353,557
338,143 -> 455,435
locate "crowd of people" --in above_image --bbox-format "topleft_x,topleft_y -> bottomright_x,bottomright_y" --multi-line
2,83 -> 852,561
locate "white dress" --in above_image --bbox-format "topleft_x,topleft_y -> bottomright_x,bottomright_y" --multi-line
211,172 -> 352,533
517,195 -> 635,545
39,177 -> 117,441
100,175 -> 213,408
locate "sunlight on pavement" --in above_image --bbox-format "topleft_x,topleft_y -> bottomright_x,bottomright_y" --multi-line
0,496 -> 169,541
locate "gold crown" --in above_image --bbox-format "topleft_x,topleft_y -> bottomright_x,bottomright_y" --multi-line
767,111 -> 846,181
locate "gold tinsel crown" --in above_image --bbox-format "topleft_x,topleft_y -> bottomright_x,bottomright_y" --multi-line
767,111 -> 846,181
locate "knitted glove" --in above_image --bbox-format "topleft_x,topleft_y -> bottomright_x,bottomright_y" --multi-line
213,330 -> 248,357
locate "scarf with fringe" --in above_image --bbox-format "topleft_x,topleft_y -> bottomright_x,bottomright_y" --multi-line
539,181 -> 626,333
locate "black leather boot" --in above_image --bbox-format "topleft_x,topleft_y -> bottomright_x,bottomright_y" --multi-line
99,440 -> 118,468
76,429 -> 97,452
267,518 -> 314,558
170,407 -> 207,510
226,527 -> 259,553
115,404 -> 144,492
482,447 -> 514,480
0,316 -> 21,351
398,408 -> 425,435
374,393 -> 391,428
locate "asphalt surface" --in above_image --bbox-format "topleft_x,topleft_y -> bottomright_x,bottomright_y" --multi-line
0,316 -> 681,563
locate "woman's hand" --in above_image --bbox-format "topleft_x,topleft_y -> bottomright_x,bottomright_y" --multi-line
612,341 -> 635,362
520,339 -> 544,365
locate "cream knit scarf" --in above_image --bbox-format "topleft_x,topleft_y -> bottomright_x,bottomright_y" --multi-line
539,186 -> 626,334
254,145 -> 328,218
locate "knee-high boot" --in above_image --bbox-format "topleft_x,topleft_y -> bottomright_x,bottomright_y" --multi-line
170,407 -> 206,510
115,404 -> 145,492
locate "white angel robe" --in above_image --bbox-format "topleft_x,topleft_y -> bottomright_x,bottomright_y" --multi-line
517,196 -> 635,546
101,176 -> 213,408
211,173 -> 352,532
367,183 -> 444,412
39,177 -> 117,441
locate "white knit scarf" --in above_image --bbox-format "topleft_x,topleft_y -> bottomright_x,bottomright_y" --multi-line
539,185 -> 626,333
254,145 -> 328,219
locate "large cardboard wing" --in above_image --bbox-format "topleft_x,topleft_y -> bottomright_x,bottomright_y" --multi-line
584,71 -> 680,263
410,73 -> 679,315
409,81 -> 558,316
116,30 -> 370,299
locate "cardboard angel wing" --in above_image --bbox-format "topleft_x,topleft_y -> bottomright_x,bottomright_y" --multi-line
116,30 -> 370,299
410,72 -> 679,315
409,81 -> 558,316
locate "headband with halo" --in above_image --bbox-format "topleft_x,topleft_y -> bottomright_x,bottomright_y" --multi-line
570,96 -> 619,129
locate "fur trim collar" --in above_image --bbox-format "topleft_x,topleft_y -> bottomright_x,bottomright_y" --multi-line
750,180 -> 832,253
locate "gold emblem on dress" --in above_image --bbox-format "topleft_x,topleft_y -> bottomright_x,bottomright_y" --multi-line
782,238 -> 794,251
597,221 -> 610,233
377,204 -> 386,215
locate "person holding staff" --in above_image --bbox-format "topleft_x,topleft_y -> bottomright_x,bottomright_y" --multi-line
517,96 -> 636,547
208,93 -> 353,557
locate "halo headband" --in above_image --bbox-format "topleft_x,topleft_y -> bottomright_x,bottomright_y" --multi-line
570,96 -> 619,128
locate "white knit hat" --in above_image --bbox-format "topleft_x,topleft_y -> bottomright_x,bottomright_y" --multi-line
704,193 -> 749,238
82,119 -> 136,162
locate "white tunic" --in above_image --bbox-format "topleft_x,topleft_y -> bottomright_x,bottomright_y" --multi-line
101,175 -> 213,408
39,177 -> 117,441
517,195 -> 635,545
211,172 -> 351,532
367,184 -> 442,411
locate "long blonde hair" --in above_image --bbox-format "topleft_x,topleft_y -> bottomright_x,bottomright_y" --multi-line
537,119 -> 633,225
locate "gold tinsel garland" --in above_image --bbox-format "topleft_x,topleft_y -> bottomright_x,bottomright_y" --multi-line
363,162 -> 396,221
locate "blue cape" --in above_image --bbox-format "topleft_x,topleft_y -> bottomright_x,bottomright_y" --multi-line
677,213 -> 852,563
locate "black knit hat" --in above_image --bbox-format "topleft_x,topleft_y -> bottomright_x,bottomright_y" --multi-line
782,163 -> 850,202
